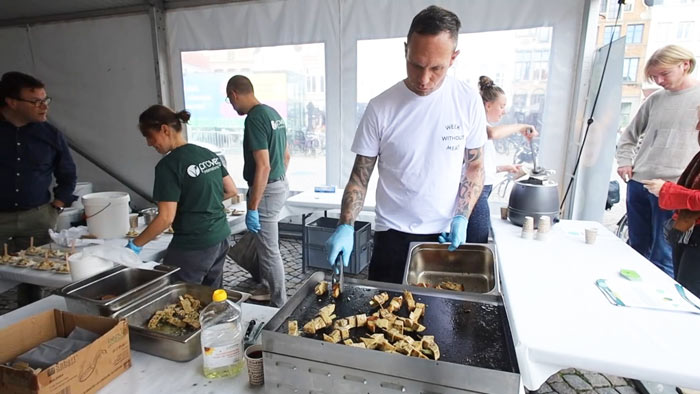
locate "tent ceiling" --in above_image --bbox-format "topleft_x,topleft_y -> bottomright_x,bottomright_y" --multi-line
0,0 -> 246,27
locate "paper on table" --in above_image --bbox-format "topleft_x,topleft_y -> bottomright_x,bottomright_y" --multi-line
49,226 -> 104,247
596,278 -> 700,314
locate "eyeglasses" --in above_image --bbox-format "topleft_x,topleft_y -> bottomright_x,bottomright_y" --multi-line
14,96 -> 52,107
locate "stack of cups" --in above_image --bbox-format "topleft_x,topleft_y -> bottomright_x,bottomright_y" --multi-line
521,216 -> 534,239
536,215 -> 551,241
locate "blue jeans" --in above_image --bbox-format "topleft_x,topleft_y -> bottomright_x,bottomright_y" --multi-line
466,185 -> 493,243
626,180 -> 674,276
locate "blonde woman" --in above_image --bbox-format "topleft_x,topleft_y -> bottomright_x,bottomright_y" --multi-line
615,44 -> 700,277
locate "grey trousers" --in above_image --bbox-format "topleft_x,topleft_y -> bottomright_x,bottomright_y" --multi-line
0,204 -> 57,254
163,238 -> 230,289
253,180 -> 288,307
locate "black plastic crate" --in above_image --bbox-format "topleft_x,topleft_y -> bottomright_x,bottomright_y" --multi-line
303,217 -> 372,274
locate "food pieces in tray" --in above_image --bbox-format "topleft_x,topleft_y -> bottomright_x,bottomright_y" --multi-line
369,292 -> 389,308
24,237 -> 45,256
12,257 -> 37,268
1,244 -> 21,264
314,281 -> 328,296
413,281 -> 466,291
436,281 -> 465,291
126,229 -> 140,238
147,294 -> 204,336
404,289 -> 416,311
291,289 -> 439,360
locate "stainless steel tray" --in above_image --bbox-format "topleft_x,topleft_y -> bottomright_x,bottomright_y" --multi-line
263,272 -> 519,394
111,283 -> 250,362
403,242 -> 501,296
58,265 -> 179,316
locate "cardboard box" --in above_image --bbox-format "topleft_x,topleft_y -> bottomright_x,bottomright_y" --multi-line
0,310 -> 131,394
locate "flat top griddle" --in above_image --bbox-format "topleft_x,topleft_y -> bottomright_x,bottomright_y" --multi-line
276,283 -> 518,373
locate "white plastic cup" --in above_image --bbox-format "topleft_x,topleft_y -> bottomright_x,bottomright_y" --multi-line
538,216 -> 551,233
585,227 -> 598,244
522,216 -> 534,232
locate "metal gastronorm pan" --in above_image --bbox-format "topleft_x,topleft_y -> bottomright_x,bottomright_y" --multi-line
403,242 -> 501,296
111,282 -> 250,362
58,265 -> 179,316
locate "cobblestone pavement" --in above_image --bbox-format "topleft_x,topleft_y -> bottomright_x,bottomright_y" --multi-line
0,235 -> 643,394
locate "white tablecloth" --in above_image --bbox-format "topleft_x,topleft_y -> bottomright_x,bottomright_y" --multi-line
0,204 -> 247,289
0,295 -> 277,393
492,215 -> 700,390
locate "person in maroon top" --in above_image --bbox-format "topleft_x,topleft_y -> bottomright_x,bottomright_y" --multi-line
642,106 -> 700,296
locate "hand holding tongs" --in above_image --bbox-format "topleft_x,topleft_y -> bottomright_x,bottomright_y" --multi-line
330,252 -> 344,298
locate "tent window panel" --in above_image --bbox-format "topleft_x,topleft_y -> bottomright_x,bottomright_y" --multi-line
181,43 -> 326,190
356,27 -> 553,205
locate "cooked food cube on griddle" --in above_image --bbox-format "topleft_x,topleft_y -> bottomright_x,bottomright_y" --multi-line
403,290 -> 416,311
343,339 -> 354,345
347,342 -> 367,349
332,283 -> 341,299
346,315 -> 357,328
392,320 -> 404,334
410,303 -> 426,322
314,281 -> 329,296
319,304 -> 335,316
323,329 -> 342,343
340,327 -> 350,340
387,296 -> 403,313
366,316 -> 378,333
411,347 -> 430,359
355,314 -> 367,327
369,292 -> 389,307
333,318 -> 349,329
288,321 -> 299,336
422,335 -> 440,360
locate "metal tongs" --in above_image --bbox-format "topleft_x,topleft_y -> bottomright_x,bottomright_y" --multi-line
330,252 -> 344,298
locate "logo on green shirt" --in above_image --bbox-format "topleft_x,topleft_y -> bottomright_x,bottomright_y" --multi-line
187,158 -> 222,178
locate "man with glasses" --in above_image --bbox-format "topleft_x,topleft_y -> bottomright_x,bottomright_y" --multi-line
0,71 -> 77,261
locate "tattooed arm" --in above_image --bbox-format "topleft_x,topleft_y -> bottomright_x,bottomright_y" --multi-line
339,154 -> 377,225
455,147 -> 484,218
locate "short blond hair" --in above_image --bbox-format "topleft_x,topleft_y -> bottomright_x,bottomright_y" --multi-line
645,45 -> 696,81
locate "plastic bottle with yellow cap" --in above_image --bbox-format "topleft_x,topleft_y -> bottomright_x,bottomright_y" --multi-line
199,289 -> 244,378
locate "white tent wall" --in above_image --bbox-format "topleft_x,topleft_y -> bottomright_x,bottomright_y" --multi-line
339,0 -> 592,192
0,14 -> 161,209
166,0 -> 593,202
165,0 -> 342,184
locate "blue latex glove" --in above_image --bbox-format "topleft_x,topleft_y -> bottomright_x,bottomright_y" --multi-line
326,224 -> 354,267
438,215 -> 468,251
246,209 -> 261,233
126,239 -> 142,254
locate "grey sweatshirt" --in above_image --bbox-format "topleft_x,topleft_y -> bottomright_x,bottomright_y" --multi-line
615,85 -> 700,182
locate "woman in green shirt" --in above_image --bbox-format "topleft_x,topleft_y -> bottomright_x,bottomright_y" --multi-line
127,105 -> 238,287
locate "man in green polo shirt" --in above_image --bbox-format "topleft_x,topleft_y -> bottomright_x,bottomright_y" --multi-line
226,75 -> 290,307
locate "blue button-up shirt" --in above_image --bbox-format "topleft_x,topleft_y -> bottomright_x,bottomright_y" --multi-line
0,119 -> 77,210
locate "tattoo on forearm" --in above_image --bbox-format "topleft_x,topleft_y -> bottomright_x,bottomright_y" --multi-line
456,147 -> 484,217
340,155 -> 377,224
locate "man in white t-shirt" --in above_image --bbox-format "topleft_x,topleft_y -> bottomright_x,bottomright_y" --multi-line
325,5 -> 486,284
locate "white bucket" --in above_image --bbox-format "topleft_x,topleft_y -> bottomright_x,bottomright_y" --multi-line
56,207 -> 84,231
68,252 -> 114,281
71,181 -> 93,209
82,192 -> 130,239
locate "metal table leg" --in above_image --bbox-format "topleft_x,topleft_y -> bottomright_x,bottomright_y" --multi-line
301,212 -> 313,273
